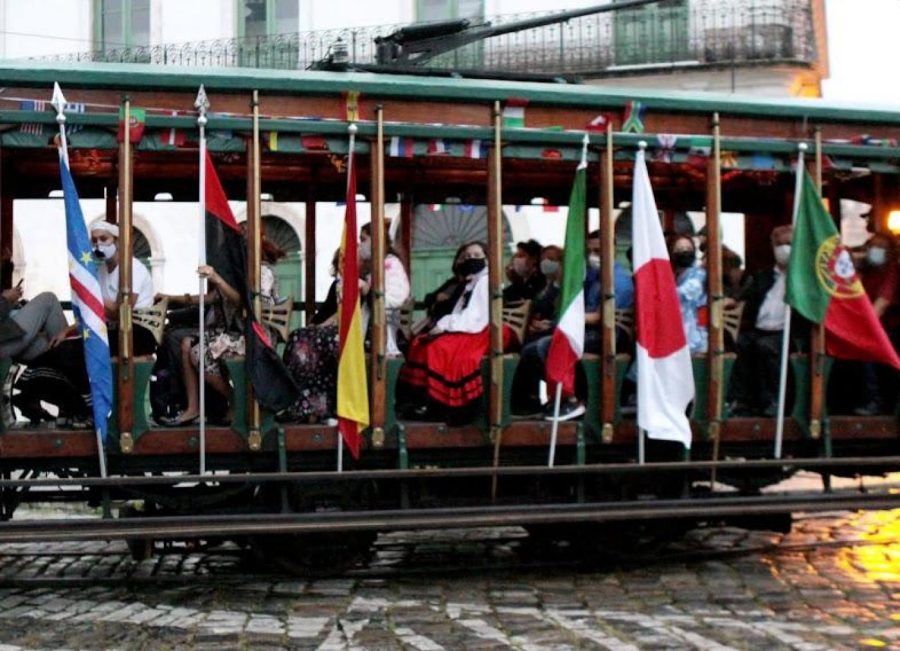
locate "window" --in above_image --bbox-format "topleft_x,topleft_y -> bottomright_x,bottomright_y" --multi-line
415,0 -> 485,69
238,0 -> 299,38
613,0 -> 689,66
94,0 -> 150,53
416,0 -> 483,22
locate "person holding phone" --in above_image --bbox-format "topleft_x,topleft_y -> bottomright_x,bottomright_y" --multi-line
0,277 -> 73,362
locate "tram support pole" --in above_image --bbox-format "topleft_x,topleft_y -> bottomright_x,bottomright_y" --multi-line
304,185 -> 316,324
116,96 -> 135,455
599,121 -> 616,444
488,101 -> 504,500
813,128 -> 832,492
246,90 -> 262,452
369,106 -> 387,440
706,113 -> 724,488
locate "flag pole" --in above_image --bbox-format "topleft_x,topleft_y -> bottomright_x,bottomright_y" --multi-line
195,85 -> 209,475
52,83 -> 107,479
547,133 -> 590,468
338,121 -> 358,474
774,142 -> 807,459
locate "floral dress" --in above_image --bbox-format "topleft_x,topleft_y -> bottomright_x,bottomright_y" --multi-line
676,264 -> 708,354
190,264 -> 279,376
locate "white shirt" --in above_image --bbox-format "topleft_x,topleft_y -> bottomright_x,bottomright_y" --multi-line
98,257 -> 154,309
755,267 -> 786,332
436,268 -> 489,334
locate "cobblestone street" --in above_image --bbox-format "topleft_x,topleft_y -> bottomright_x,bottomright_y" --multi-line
0,499 -> 898,650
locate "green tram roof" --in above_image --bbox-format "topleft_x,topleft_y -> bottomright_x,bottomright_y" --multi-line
0,62 -> 896,205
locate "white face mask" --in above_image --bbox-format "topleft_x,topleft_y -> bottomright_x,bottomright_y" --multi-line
94,242 -> 116,260
866,247 -> 887,267
540,259 -> 560,277
588,254 -> 601,270
358,239 -> 372,260
773,244 -> 791,266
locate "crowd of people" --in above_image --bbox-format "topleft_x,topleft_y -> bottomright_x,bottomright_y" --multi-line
2,213 -> 897,430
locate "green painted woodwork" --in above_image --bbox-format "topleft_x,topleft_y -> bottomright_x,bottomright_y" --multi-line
788,354 -> 834,435
410,248 -> 455,306
223,358 -> 275,439
1,61 -> 899,126
614,0 -> 688,66
690,353 -> 737,429
107,359 -> 154,441
274,252 -> 303,332
583,354 -> 631,438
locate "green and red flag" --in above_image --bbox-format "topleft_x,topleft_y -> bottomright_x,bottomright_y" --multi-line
116,106 -> 145,144
786,170 -> 900,369
545,157 -> 586,395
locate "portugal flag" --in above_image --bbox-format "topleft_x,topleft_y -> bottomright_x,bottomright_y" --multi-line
786,170 -> 900,369
336,152 -> 369,458
545,159 -> 586,396
632,147 -> 694,448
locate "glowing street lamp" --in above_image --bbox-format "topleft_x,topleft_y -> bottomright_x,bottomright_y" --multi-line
888,209 -> 900,235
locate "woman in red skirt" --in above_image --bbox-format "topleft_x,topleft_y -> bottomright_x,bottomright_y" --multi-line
399,241 -> 493,424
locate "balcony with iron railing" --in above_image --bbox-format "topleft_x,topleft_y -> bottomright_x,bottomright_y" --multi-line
39,0 -> 816,77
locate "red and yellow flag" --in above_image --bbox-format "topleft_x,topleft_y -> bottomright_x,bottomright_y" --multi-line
336,151 -> 369,458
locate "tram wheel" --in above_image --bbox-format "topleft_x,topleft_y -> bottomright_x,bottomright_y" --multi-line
248,531 -> 375,577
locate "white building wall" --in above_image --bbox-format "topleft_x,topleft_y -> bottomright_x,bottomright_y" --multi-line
0,0 -> 91,58
157,0 -> 235,45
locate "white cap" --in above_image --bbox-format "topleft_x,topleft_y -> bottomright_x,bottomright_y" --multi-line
89,219 -> 119,238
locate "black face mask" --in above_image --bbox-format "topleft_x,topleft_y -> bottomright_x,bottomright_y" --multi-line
673,251 -> 695,269
458,258 -> 486,277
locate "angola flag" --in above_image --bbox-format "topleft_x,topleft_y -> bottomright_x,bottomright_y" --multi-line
544,159 -> 586,396
336,151 -> 369,458
786,170 -> 900,369
204,152 -> 299,411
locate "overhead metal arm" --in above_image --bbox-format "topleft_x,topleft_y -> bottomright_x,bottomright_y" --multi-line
374,0 -> 665,67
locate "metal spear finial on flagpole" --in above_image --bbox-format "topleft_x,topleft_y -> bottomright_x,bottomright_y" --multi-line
578,132 -> 589,170
196,84 -> 209,476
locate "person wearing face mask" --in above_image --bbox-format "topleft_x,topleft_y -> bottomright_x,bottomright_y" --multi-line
503,239 -> 546,303
421,244 -> 470,331
669,234 -> 708,355
357,221 -> 410,356
524,245 -> 563,343
12,220 -> 157,427
848,232 -> 899,415
728,224 -> 808,417
399,241 -> 506,425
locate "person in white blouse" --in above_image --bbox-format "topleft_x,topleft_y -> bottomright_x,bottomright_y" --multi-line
358,222 -> 410,355
398,241 -> 491,424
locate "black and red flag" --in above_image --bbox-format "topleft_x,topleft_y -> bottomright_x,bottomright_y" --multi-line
204,152 -> 298,413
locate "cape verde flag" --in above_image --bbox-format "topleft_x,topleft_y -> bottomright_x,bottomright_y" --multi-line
60,152 -> 113,442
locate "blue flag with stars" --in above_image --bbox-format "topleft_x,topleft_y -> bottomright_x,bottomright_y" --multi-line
60,153 -> 113,442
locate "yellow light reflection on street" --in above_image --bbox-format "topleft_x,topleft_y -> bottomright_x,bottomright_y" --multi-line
835,510 -> 900,584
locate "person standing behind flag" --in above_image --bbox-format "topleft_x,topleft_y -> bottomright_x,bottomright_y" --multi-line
668,234 -> 708,354
728,225 -> 808,417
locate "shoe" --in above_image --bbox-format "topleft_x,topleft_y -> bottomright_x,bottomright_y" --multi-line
853,401 -> 881,417
12,394 -> 53,423
544,399 -> 585,422
161,413 -> 199,427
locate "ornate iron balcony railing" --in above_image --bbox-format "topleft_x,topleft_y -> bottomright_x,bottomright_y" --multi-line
40,0 -> 815,76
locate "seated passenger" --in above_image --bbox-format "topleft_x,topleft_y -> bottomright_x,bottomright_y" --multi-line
279,249 -> 340,424
398,241 -> 505,425
851,232 -> 899,415
523,245 -> 562,345
669,234 -> 708,354
420,245 -> 468,330
698,225 -> 746,298
728,224 -> 806,417
503,239 -> 546,304
13,220 -> 156,425
511,231 -> 634,419
358,222 -> 410,355
164,257 -> 278,426
0,284 -> 71,363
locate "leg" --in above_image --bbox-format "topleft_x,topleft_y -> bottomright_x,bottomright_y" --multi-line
5,293 -> 70,361
756,331 -> 784,414
175,337 -> 200,422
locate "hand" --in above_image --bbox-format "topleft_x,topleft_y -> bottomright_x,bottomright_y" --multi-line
428,327 -> 443,337
1,286 -> 22,303
198,265 -> 218,283
49,329 -> 69,348
533,319 -> 552,332
358,279 -> 370,295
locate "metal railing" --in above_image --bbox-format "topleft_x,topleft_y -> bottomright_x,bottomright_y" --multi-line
40,0 -> 815,76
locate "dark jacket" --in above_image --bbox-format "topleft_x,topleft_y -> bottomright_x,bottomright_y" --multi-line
503,271 -> 547,303
738,268 -> 809,340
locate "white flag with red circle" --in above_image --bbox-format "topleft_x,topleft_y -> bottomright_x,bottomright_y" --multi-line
632,148 -> 694,448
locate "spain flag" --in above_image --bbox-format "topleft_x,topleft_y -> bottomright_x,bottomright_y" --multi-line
336,151 -> 369,458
